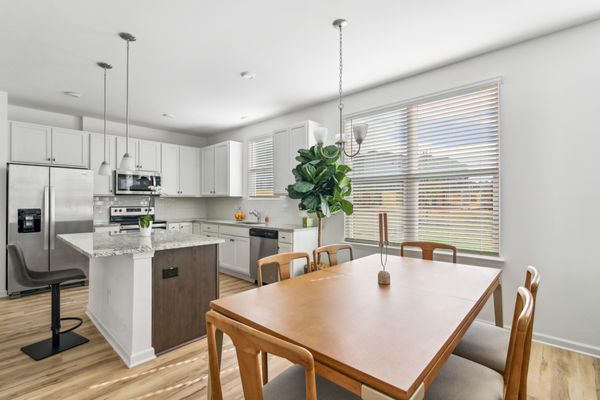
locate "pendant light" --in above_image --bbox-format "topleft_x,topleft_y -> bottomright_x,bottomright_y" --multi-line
314,19 -> 368,158
97,62 -> 113,176
118,32 -> 137,172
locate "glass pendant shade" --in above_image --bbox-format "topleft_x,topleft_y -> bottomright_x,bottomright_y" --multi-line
353,124 -> 368,143
313,127 -> 328,146
119,152 -> 136,171
98,160 -> 111,176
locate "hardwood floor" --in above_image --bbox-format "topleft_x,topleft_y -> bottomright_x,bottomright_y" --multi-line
0,274 -> 597,400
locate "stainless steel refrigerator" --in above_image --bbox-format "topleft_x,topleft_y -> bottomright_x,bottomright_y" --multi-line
7,164 -> 94,295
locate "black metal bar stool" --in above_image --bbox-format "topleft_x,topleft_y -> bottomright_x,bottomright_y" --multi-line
7,243 -> 89,360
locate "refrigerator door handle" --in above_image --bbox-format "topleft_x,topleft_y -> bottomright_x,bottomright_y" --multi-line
43,186 -> 50,250
50,186 -> 56,249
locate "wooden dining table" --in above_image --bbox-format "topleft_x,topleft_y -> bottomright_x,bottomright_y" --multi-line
208,254 -> 501,400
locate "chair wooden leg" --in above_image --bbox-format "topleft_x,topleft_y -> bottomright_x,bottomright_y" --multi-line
261,351 -> 269,384
207,328 -> 223,400
493,283 -> 503,327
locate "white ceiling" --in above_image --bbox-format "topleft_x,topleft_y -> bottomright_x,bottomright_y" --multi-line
1,1 -> 599,136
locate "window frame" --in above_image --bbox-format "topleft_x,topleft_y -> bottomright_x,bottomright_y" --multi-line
247,134 -> 277,199
343,78 -> 502,256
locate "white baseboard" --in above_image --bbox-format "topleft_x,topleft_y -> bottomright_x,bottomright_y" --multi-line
87,308 -> 156,368
0,289 -> 7,298
532,331 -> 600,359
476,317 -> 600,359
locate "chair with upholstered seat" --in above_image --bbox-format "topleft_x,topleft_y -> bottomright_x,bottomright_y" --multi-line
400,241 -> 457,263
453,266 -> 540,399
425,286 -> 534,400
206,310 -> 359,400
7,243 -> 89,360
313,243 -> 353,270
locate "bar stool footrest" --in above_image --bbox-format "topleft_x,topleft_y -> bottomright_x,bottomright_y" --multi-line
59,317 -> 83,334
21,331 -> 89,361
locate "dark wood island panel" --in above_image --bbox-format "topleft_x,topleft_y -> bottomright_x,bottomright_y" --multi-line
152,244 -> 219,354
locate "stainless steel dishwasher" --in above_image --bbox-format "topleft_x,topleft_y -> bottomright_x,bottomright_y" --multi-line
249,228 -> 279,284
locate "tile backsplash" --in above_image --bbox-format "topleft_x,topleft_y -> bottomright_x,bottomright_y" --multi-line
94,196 -> 206,224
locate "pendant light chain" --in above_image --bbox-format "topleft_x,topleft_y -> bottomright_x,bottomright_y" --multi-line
103,67 -> 107,161
338,23 -> 344,145
125,39 -> 130,155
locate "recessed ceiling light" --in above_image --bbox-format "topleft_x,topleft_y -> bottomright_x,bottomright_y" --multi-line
240,115 -> 249,120
162,113 -> 175,118
64,91 -> 82,98
240,71 -> 256,80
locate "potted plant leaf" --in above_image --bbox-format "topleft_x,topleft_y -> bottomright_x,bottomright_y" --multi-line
287,145 -> 353,250
139,185 -> 162,236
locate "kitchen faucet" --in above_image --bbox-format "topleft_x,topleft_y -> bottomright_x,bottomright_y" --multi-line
249,209 -> 263,223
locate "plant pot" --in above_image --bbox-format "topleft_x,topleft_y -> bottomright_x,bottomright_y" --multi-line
302,217 -> 314,228
139,221 -> 153,237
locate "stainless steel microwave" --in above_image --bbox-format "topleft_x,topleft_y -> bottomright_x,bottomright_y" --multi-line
115,170 -> 161,195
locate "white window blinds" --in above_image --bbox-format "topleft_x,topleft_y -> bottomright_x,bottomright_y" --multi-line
344,83 -> 500,255
248,136 -> 274,198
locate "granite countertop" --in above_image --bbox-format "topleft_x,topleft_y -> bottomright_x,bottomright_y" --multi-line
166,218 -> 317,232
58,230 -> 225,258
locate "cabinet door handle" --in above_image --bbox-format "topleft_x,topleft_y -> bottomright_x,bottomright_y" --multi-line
52,158 -> 56,162
47,157 -> 51,161
230,238 -> 234,242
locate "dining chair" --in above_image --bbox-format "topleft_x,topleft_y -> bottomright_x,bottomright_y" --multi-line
400,241 -> 457,263
256,252 -> 311,287
313,243 -> 353,270
425,286 -> 534,400
453,266 -> 540,399
206,310 -> 359,400
256,251 -> 311,383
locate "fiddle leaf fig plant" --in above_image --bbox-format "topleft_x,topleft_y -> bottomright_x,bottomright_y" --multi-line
287,145 -> 353,247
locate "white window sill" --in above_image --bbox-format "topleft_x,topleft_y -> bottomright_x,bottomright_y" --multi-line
246,196 -> 285,201
343,240 -> 505,268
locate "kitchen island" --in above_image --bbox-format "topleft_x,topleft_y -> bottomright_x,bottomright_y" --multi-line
59,230 -> 224,367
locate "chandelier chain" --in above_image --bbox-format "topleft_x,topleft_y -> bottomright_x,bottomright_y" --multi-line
338,24 -> 344,143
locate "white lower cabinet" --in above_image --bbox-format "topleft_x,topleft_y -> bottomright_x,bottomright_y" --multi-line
167,222 -> 193,232
179,222 -> 193,233
219,234 -> 250,278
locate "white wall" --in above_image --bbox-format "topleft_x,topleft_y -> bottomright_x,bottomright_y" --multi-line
0,92 -> 8,296
207,20 -> 600,356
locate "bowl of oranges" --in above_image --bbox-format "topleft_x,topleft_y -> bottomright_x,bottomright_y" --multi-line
234,207 -> 246,222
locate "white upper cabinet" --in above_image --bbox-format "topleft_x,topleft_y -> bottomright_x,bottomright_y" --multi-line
51,128 -> 89,167
10,121 -> 52,165
10,122 -> 89,168
90,132 -> 117,195
160,144 -> 200,197
201,146 -> 215,196
137,139 -> 161,172
200,141 -> 242,197
213,142 -> 229,196
116,137 -> 161,172
178,146 -> 200,196
160,143 -> 179,196
272,120 -> 319,195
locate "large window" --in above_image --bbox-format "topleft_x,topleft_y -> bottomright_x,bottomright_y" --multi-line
247,136 -> 274,198
344,83 -> 500,255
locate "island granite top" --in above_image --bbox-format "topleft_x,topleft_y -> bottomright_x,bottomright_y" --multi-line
58,231 -> 225,258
